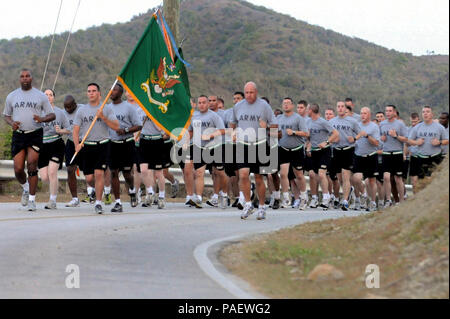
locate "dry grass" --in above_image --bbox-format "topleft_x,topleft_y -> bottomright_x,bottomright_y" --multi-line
220,158 -> 449,299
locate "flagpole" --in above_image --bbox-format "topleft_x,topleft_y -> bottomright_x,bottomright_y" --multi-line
69,79 -> 118,165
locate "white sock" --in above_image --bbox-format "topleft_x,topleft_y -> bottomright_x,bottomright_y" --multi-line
104,186 -> 111,194
159,191 -> 165,199
95,200 -> 102,206
246,201 -> 252,206
355,197 -> 361,202
222,192 -> 228,197
50,195 -> 57,202
273,191 -> 280,199
129,187 -> 136,194
115,199 -> 121,204
29,195 -> 36,202
21,182 -> 30,193
73,197 -> 79,202
312,195 -> 318,200
147,187 -> 154,195
323,193 -> 330,200
212,193 -> 218,200
300,192 -> 308,200
197,195 -> 202,201
283,192 -> 290,200
87,187 -> 94,195
219,191 -> 224,197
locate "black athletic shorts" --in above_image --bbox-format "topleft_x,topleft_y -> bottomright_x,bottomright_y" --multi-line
382,152 -> 404,177
191,145 -> 224,171
402,159 -> 410,179
235,141 -> 277,175
328,148 -> 338,181
278,146 -> 305,171
409,155 -> 421,177
79,140 -> 110,175
163,139 -> 175,168
109,139 -> 136,172
38,138 -> 65,169
65,139 -> 83,169
139,138 -> 170,170
332,147 -> 355,171
11,128 -> 43,158
310,147 -> 332,174
418,154 -> 443,179
353,153 -> 379,179
223,143 -> 238,177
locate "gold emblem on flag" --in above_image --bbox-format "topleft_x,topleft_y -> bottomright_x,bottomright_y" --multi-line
141,57 -> 180,113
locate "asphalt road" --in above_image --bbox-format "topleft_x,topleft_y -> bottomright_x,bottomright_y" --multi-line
0,201 -> 367,299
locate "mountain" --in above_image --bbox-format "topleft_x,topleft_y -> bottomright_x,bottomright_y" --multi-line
0,0 -> 448,119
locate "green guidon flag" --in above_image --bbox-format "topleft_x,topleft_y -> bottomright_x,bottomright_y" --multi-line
118,14 -> 193,140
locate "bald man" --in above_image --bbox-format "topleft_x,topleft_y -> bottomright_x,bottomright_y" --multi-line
229,82 -> 277,220
352,107 -> 380,211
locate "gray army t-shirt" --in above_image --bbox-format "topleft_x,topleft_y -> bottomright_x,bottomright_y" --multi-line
355,121 -> 381,156
277,113 -> 308,148
42,106 -> 69,143
73,103 -> 117,142
3,88 -> 54,131
63,105 -> 80,142
329,116 -> 360,148
108,101 -> 142,141
408,121 -> 449,156
379,119 -> 408,152
139,108 -> 163,136
308,117 -> 335,149
190,110 -> 225,148
230,98 -> 276,143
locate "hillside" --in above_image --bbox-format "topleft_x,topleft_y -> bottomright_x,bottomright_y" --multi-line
0,0 -> 448,117
220,157 -> 449,298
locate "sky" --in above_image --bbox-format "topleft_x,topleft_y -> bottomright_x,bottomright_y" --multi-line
0,0 -> 448,56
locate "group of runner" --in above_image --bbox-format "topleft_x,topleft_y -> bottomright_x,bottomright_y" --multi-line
3,69 -> 449,220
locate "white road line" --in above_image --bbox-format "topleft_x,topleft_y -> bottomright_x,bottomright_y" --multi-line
194,233 -> 260,299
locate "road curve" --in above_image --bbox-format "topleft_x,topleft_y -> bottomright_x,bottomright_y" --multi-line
0,202 -> 366,298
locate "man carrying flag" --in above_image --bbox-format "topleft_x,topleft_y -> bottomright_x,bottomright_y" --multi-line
73,83 -> 119,214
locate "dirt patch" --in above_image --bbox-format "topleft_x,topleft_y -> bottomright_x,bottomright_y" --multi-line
220,158 -> 449,299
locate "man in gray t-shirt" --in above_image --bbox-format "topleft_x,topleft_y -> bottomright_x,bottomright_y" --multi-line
2,69 -> 55,211
229,82 -> 277,220
409,106 -> 449,180
73,83 -> 119,214
107,84 -> 143,212
329,101 -> 361,210
379,105 -> 409,207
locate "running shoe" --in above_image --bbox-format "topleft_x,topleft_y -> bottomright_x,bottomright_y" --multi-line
367,201 -> 377,212
320,197 -> 330,210
130,193 -> 138,208
104,193 -> 113,205
45,200 -> 57,210
354,199 -> 361,211
111,203 -> 123,213
206,197 -> 219,208
142,194 -> 153,207
333,200 -> 340,210
232,198 -> 239,208
272,199 -> 280,210
309,198 -> 319,209
95,204 -> 104,214
171,179 -> 180,198
27,200 -> 36,212
240,203 -> 254,220
21,190 -> 29,207
256,206 -> 267,220
299,198 -> 308,210
89,191 -> 96,204
341,200 -> 349,211
292,199 -> 301,209
193,198 -> 203,209
384,200 -> 393,209
157,198 -> 166,209
65,198 -> 80,207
